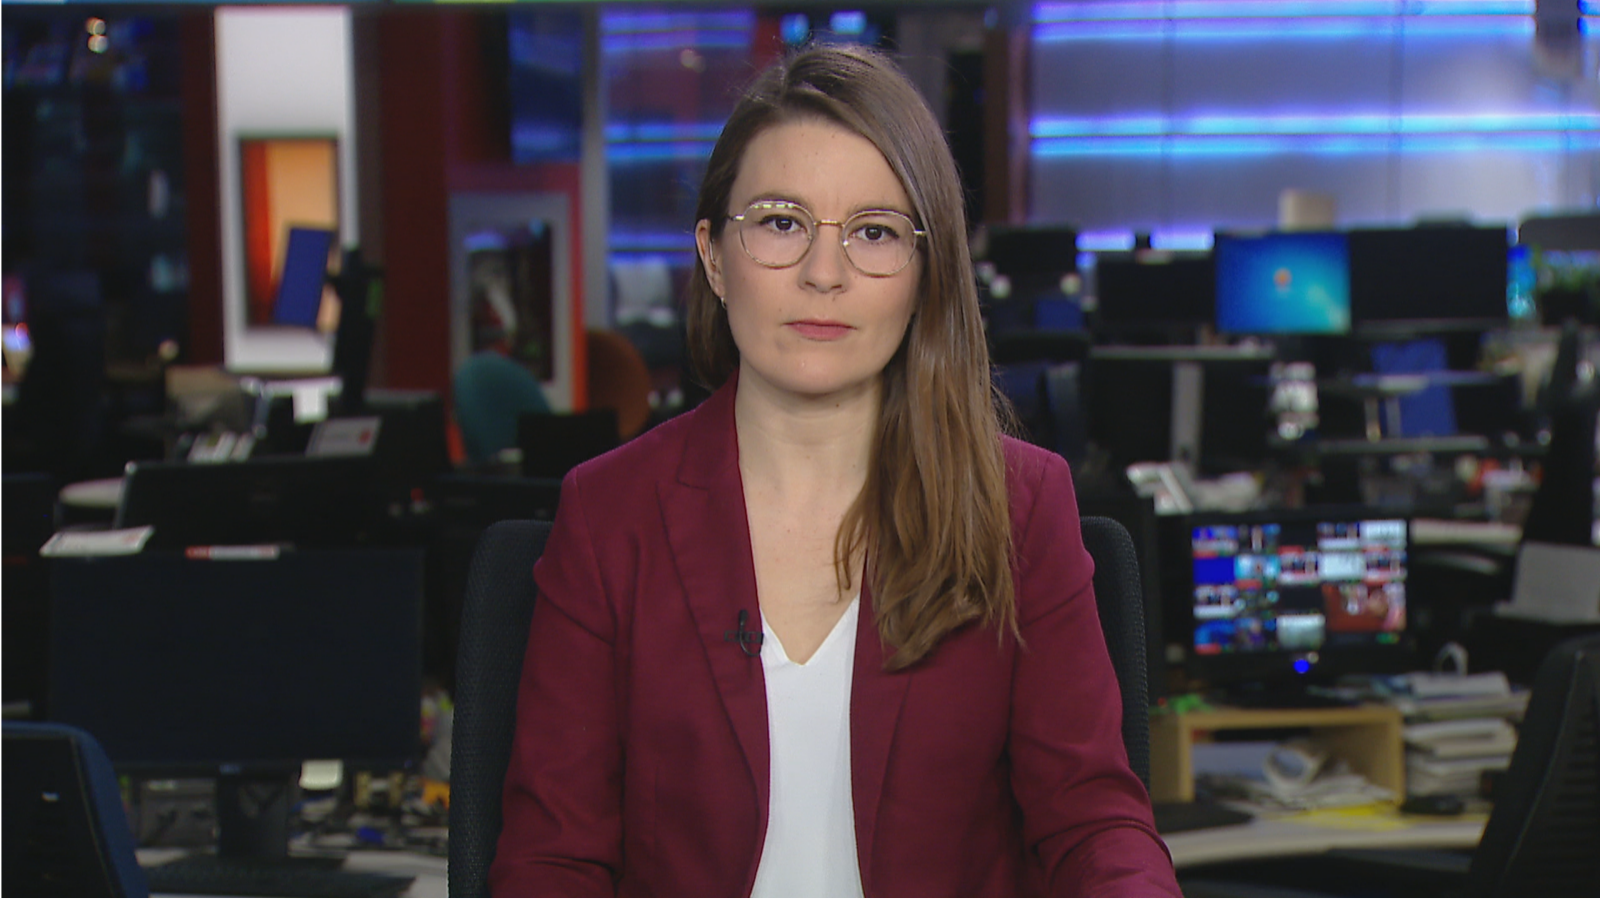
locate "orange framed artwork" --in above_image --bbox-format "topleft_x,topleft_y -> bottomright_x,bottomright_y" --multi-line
238,135 -> 340,327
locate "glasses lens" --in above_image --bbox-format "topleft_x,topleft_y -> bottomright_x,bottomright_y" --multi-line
738,202 -> 813,268
843,211 -> 917,276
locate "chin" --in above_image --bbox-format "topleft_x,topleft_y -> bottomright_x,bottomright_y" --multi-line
761,366 -> 882,401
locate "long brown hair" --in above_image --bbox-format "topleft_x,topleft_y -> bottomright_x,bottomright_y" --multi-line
685,44 -> 1015,670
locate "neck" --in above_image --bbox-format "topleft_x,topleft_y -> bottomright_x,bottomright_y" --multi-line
733,369 -> 879,502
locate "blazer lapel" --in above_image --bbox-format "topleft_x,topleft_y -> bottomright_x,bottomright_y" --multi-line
658,380 -> 771,821
849,579 -> 912,893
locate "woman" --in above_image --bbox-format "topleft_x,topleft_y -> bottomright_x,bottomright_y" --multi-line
490,44 -> 1180,897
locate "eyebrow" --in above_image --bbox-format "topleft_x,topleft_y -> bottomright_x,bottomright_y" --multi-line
740,193 -> 916,220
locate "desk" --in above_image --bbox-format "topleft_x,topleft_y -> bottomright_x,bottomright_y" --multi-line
1162,806 -> 1485,869
137,848 -> 447,897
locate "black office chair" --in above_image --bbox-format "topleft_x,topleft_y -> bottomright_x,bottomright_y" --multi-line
2,721 -> 149,897
447,516 -> 1154,895
1465,631 -> 1600,894
1081,515 -> 1151,789
448,518 -> 552,898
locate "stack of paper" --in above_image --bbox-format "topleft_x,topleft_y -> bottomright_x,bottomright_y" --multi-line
1403,717 -> 1518,797
1387,671 -> 1530,722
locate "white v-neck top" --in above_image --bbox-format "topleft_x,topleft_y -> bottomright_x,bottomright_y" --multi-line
750,597 -> 864,899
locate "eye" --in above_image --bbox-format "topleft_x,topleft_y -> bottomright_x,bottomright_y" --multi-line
850,216 -> 905,244
761,214 -> 803,234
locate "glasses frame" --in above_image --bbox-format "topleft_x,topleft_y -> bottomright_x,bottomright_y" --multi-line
726,200 -> 926,278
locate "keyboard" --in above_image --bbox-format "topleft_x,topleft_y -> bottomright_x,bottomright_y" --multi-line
1153,800 -> 1255,834
143,854 -> 416,898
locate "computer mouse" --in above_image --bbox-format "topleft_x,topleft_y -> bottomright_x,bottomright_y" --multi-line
1400,794 -> 1466,816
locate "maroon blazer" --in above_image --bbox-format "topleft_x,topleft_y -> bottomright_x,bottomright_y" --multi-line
489,380 -> 1180,897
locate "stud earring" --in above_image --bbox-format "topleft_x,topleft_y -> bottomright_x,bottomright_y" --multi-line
719,295 -> 727,309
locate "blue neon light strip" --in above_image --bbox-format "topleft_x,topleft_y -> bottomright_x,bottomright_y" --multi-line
1076,230 -> 1218,252
1033,1 -> 1540,40
1033,112 -> 1600,139
602,32 -> 751,53
601,11 -> 755,33
599,9 -> 753,53
1035,16 -> 1532,40
1151,230 -> 1217,251
1034,132 -> 1600,157
605,122 -> 725,144
608,248 -> 697,262
612,232 -> 698,252
1078,230 -> 1138,251
608,141 -> 719,162
1033,1 -> 1533,21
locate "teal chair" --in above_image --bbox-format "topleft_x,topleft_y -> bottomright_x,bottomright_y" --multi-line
452,352 -> 551,467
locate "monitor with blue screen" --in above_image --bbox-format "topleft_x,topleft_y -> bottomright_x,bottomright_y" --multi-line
1188,510 -> 1413,700
1214,232 -> 1351,336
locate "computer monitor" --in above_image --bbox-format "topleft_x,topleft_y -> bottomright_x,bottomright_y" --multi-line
1349,225 -> 1511,332
981,225 -> 1079,293
1214,231 -> 1351,336
270,226 -> 335,329
115,456 -> 382,550
1093,251 -> 1215,342
517,410 -> 619,480
47,547 -> 424,860
328,249 -> 381,411
1187,509 -> 1414,701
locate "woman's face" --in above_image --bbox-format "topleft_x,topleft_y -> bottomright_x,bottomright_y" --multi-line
696,118 -> 921,406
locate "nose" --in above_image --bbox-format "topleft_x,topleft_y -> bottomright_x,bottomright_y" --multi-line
799,219 -> 848,292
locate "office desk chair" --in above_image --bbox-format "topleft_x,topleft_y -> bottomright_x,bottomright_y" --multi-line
1081,515 -> 1151,789
3,721 -> 148,897
448,519 -> 552,898
447,516 -> 1153,895
1465,631 -> 1600,893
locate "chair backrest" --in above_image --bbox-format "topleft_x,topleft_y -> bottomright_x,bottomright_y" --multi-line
1081,515 -> 1152,790
448,516 -> 1152,893
1469,632 -> 1600,894
448,519 -> 553,897
2,721 -> 148,897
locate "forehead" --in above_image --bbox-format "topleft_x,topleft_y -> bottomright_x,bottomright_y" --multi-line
730,118 -> 911,214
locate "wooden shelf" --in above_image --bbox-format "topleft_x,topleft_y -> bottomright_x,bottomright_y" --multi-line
1150,704 -> 1404,803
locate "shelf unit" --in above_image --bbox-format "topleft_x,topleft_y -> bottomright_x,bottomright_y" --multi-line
1150,704 -> 1405,804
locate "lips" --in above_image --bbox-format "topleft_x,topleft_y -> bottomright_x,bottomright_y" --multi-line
787,320 -> 853,341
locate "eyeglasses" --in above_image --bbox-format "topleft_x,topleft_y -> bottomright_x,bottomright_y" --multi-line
727,200 -> 925,278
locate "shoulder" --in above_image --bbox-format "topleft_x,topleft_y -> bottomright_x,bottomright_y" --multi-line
1000,435 -> 1075,516
562,404 -> 702,500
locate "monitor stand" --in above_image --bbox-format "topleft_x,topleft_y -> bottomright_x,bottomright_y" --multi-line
140,772 -> 415,897
215,771 -> 299,859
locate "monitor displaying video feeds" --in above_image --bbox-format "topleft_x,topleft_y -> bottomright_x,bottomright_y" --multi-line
1188,511 -> 1412,692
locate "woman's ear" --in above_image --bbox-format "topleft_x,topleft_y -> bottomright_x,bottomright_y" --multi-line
695,219 -> 726,299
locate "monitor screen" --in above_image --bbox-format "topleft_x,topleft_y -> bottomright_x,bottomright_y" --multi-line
48,547 -> 424,774
1094,251 -> 1215,331
271,226 -> 334,329
47,547 -> 425,864
115,456 -> 381,551
981,225 -> 1079,289
1188,511 -> 1412,690
1349,225 -> 1510,330
1214,232 -> 1351,336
